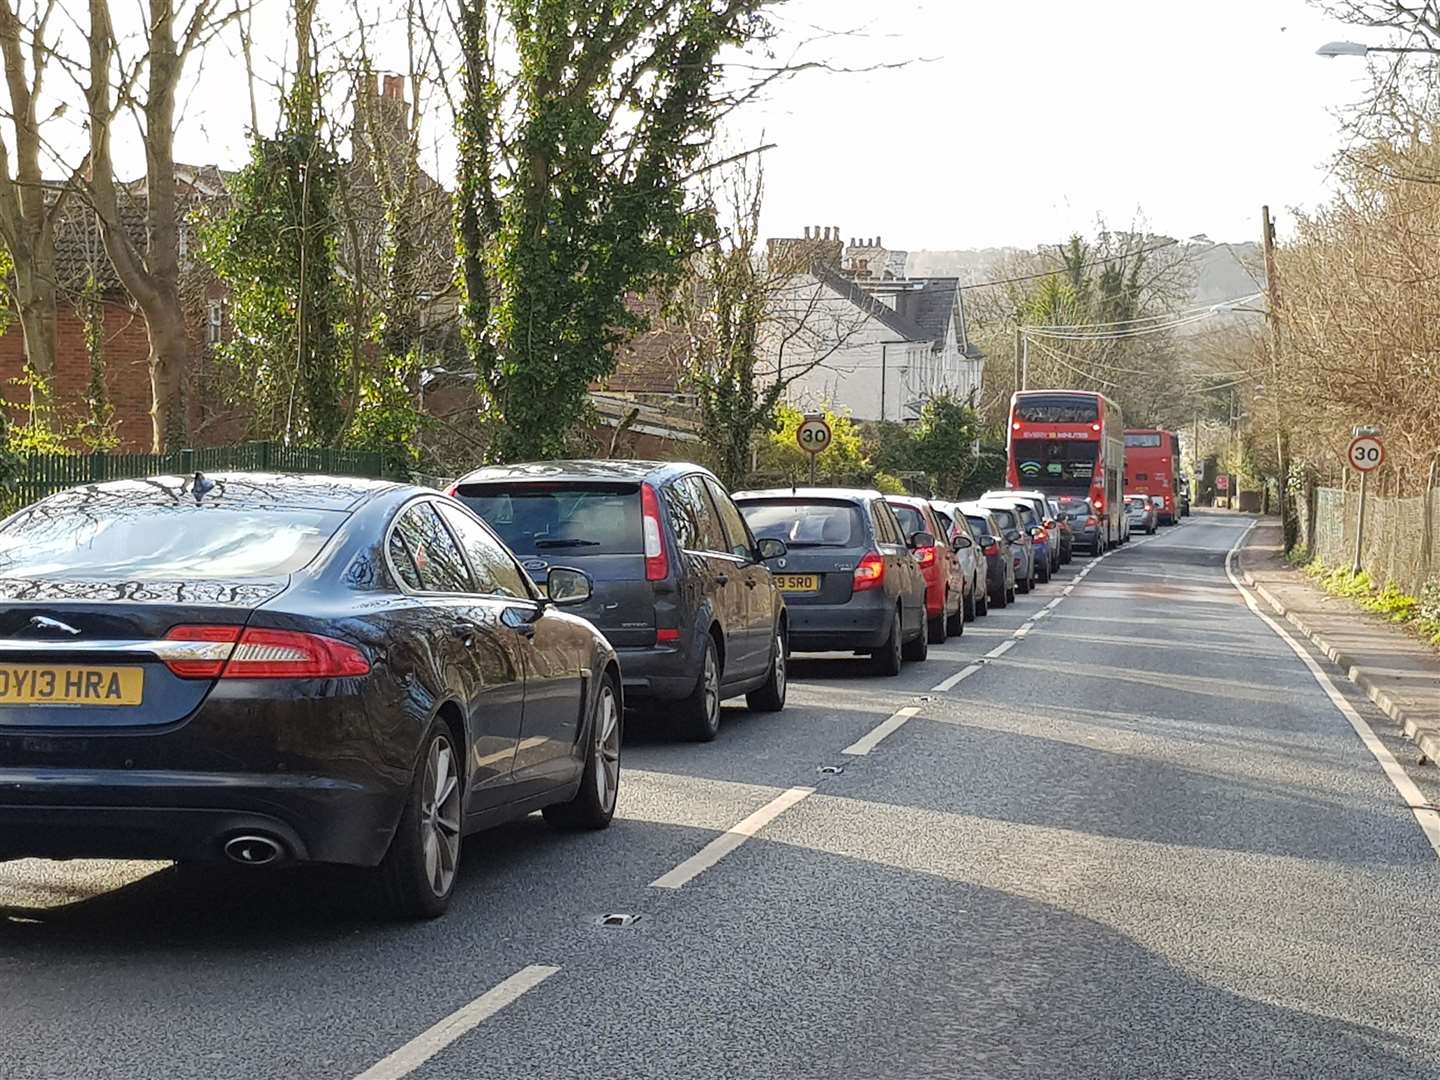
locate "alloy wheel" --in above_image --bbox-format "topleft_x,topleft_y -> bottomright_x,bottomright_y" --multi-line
420,736 -> 462,898
703,646 -> 720,726
593,684 -> 621,813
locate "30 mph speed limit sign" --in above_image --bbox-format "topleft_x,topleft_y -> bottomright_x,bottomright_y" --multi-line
1348,435 -> 1385,472
796,415 -> 832,455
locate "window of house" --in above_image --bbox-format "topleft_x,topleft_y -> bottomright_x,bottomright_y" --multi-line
207,301 -> 223,345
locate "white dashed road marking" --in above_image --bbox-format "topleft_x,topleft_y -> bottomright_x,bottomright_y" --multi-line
650,786 -> 816,888
354,965 -> 561,1080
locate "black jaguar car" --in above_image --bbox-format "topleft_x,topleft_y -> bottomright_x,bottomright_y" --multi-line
0,473 -> 622,919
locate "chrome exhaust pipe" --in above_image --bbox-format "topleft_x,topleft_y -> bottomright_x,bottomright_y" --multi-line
223,834 -> 284,867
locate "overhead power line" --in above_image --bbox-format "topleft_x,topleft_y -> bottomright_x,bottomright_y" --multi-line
956,239 -> 1181,292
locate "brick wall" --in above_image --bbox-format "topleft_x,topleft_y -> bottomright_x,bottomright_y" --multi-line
0,303 -> 155,451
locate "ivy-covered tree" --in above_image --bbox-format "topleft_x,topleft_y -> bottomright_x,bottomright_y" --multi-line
909,393 -> 981,498
203,0 -> 345,444
452,0 -> 781,462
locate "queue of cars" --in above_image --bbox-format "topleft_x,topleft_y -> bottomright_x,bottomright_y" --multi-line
0,461 -> 1111,921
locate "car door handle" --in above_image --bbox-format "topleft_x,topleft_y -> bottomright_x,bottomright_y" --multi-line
714,574 -> 730,586
745,578 -> 758,589
510,622 -> 536,639
451,621 -> 480,646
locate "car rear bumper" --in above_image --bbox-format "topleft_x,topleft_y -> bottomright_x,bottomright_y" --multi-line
787,594 -> 892,652
615,643 -> 697,700
0,767 -> 403,866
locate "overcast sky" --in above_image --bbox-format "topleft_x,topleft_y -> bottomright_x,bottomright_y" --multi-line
142,0 -> 1384,253
742,0 -> 1379,250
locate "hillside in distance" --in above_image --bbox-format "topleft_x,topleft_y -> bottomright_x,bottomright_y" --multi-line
908,239 -> 1264,310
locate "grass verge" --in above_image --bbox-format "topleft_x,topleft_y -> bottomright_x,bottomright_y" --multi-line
1296,558 -> 1440,648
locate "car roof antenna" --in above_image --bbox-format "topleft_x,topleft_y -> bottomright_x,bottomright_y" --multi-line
191,471 -> 216,504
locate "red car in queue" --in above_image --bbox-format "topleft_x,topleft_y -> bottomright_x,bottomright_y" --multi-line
886,496 -> 965,643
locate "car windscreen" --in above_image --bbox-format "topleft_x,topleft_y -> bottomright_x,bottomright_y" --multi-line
0,496 -> 346,580
1057,498 -> 1091,516
738,499 -> 863,548
455,483 -> 641,556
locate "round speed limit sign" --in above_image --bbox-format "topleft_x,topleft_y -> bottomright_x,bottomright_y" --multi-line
796,415 -> 833,455
1348,435 -> 1385,472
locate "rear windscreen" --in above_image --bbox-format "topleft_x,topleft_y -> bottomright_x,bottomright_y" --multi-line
889,504 -> 927,538
455,484 -> 641,556
1124,432 -> 1163,448
0,499 -> 345,580
738,500 -> 863,548
963,516 -> 991,537
985,507 -> 1016,529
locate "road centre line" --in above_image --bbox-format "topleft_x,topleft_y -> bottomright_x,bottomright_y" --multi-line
987,639 -> 1016,658
1223,523 -> 1440,860
354,965 -> 560,1080
841,707 -> 921,757
650,786 -> 815,888
930,664 -> 982,693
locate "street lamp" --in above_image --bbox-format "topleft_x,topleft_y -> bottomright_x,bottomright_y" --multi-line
1316,40 -> 1440,58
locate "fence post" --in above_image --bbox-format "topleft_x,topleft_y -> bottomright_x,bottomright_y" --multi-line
259,441 -> 272,472
1423,458 -> 1439,581
180,448 -> 195,476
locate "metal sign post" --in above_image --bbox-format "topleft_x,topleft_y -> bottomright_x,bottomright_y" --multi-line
796,414 -> 833,486
1348,427 -> 1384,575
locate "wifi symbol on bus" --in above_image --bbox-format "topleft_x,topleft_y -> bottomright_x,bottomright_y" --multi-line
1019,461 -> 1042,477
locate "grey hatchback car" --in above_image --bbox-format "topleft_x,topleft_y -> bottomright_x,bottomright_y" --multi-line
734,488 -> 930,675
452,461 -> 788,742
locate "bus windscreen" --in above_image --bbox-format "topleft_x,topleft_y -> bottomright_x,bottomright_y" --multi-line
1013,439 -> 1098,488
1014,395 -> 1100,424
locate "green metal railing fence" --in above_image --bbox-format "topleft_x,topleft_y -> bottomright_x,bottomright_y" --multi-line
4,442 -> 388,512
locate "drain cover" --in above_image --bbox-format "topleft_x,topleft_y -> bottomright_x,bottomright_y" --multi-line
817,765 -> 845,775
595,913 -> 642,928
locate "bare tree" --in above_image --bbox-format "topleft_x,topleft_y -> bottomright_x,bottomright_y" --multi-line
85,0 -> 229,451
670,159 -> 870,487
0,0 -> 85,419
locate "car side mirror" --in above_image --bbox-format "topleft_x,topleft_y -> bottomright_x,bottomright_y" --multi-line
545,566 -> 592,606
951,533 -> 972,549
1043,518 -> 1057,528
756,537 -> 788,561
1004,529 -> 1021,543
909,530 -> 935,550
978,534 -> 996,547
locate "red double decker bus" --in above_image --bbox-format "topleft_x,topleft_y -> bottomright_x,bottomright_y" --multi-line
1006,390 -> 1125,549
1123,428 -> 1179,525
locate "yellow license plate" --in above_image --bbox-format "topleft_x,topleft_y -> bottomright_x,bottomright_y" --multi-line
775,574 -> 819,593
0,664 -> 144,706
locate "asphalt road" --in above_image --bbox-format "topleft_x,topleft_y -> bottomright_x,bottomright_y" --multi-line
5,510 -> 1440,1079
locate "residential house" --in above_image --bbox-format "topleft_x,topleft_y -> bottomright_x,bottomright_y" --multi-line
759,229 -> 984,422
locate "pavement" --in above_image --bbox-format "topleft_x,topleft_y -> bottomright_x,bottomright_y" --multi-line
4,510 -> 1440,1079
1238,517 -> 1440,768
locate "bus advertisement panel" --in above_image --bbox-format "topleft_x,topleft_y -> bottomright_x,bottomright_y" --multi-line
1123,429 -> 1178,525
1006,391 -> 1125,548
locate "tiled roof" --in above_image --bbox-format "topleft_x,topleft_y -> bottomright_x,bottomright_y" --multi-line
812,262 -> 929,342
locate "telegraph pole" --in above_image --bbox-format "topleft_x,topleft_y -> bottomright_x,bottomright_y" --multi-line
1261,205 -> 1288,538
1013,322 -> 1023,393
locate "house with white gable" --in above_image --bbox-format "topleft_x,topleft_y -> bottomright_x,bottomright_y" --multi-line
760,228 -> 983,423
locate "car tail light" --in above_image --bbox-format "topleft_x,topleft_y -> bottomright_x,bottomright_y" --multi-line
1044,518 -> 1056,528
163,626 -> 370,679
446,482 -> 459,496
1093,498 -> 1103,511
1031,527 -> 1046,540
914,544 -> 936,568
983,542 -> 1000,557
1086,515 -> 1098,527
853,551 -> 886,591
641,482 -> 668,582
656,627 -> 681,643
